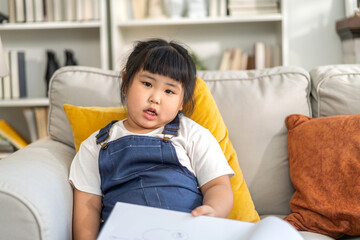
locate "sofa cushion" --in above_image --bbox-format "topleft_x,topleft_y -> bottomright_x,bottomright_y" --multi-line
62,76 -> 260,222
284,114 -> 360,239
310,64 -> 360,117
63,104 -> 128,152
198,67 -> 311,215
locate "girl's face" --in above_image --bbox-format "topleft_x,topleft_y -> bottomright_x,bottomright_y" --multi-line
124,70 -> 184,134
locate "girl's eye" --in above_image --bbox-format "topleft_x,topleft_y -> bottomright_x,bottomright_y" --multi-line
142,82 -> 152,87
165,89 -> 174,94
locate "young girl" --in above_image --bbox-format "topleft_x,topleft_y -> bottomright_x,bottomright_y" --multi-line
70,39 -> 234,239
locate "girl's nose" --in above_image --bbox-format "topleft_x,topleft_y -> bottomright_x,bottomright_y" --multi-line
149,97 -> 160,104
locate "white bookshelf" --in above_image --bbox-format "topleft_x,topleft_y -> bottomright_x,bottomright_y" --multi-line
110,0 -> 288,71
0,0 -> 109,143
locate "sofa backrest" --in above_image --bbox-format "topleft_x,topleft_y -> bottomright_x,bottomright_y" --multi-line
310,64 -> 360,117
48,67 -> 123,147
198,67 -> 311,215
48,66 -> 311,216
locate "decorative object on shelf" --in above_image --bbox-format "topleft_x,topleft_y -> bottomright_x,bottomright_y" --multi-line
345,0 -> 360,18
0,12 -> 9,23
0,36 -> 8,77
186,0 -> 207,18
163,0 -> 185,18
148,0 -> 167,19
64,49 -> 78,66
45,50 -> 60,96
336,16 -> 360,64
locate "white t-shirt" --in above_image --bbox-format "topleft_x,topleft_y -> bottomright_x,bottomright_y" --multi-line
69,115 -> 234,196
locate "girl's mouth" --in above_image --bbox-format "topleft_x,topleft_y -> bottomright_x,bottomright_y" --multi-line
144,108 -> 157,119
144,108 -> 157,120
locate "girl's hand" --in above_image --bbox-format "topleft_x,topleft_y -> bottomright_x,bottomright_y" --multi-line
191,205 -> 218,217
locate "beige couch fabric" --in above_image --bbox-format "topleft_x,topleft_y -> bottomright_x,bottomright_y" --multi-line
310,64 -> 360,117
198,67 -> 311,215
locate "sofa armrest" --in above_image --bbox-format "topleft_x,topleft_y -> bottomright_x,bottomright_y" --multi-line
0,138 -> 75,240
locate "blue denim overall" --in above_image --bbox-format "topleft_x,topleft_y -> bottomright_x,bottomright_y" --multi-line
96,115 -> 203,223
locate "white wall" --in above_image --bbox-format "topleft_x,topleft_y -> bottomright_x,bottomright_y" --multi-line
286,0 -> 345,70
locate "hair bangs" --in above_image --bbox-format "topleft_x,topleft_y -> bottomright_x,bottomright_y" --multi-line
142,47 -> 188,84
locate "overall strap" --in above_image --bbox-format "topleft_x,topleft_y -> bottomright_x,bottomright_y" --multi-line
96,120 -> 119,149
162,114 -> 180,142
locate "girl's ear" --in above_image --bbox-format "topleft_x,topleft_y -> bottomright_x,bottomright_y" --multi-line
122,72 -> 127,95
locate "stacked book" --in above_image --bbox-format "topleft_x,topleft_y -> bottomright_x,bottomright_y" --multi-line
7,0 -> 100,23
228,0 -> 280,16
219,42 -> 281,70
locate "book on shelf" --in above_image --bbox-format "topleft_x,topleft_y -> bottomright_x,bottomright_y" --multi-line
8,0 -> 16,23
219,48 -> 231,70
208,0 -> 219,17
219,0 -> 228,17
15,0 -> 25,22
254,41 -> 265,69
132,0 -> 147,20
64,0 -> 77,21
25,0 -> 35,22
0,119 -> 28,150
76,0 -> 83,21
34,0 -> 44,22
9,50 -> 20,99
23,108 -> 38,142
82,0 -> 93,21
53,0 -> 64,22
34,107 -> 49,140
230,48 -> 242,70
2,51 -> 11,99
45,0 -> 55,22
17,51 -> 27,98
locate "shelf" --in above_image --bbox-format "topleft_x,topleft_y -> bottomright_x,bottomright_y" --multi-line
117,14 -> 282,27
0,98 -> 49,107
0,21 -> 102,30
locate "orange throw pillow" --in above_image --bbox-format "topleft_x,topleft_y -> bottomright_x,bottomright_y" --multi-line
284,114 -> 360,239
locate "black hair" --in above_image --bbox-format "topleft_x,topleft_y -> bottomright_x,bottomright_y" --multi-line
120,38 -> 197,115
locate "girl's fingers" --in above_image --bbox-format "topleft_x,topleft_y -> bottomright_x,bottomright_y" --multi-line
191,205 -> 216,217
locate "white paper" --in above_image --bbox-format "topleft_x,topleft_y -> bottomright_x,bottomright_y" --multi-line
98,202 -> 304,240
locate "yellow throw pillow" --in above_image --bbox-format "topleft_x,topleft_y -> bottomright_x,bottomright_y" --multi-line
63,77 -> 259,222
63,104 -> 127,152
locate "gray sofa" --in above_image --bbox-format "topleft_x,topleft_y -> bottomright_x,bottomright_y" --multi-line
0,65 -> 359,240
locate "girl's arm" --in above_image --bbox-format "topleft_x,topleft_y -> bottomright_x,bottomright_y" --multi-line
191,175 -> 233,218
73,188 -> 102,240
